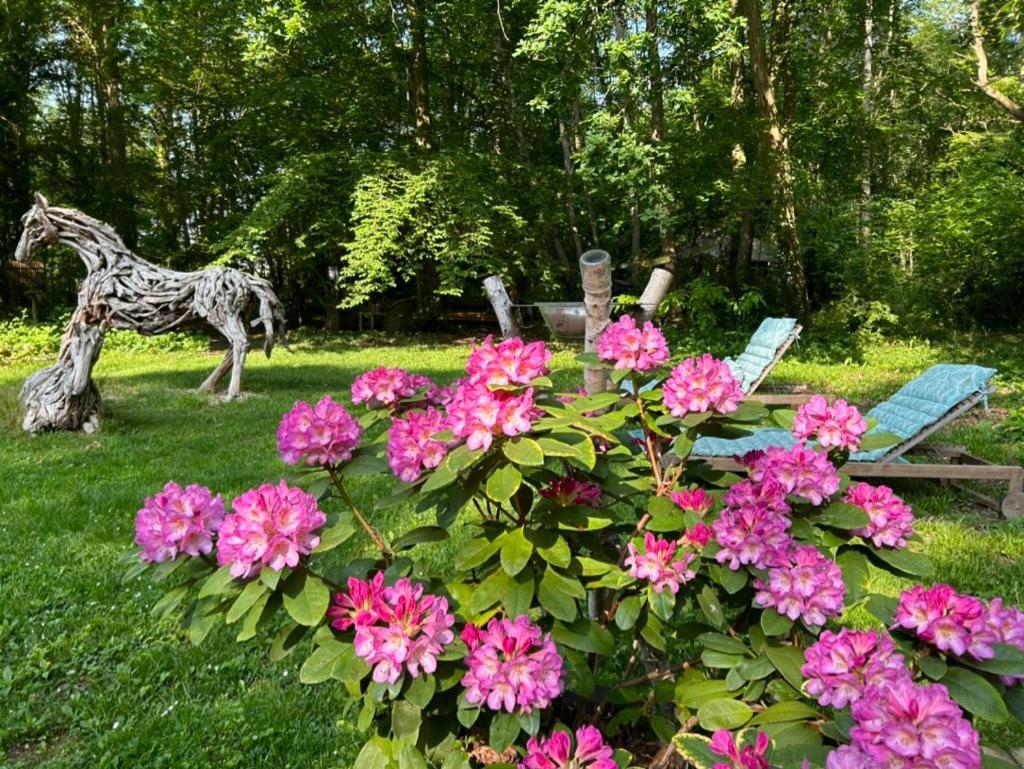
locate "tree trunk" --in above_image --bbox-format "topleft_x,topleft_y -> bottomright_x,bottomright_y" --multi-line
737,0 -> 807,311
970,0 -> 1024,122
410,0 -> 434,152
558,116 -> 585,256
97,13 -> 136,248
645,1 -> 675,264
860,0 -> 874,251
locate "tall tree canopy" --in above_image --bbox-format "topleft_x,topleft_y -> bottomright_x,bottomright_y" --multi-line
2,0 -> 1022,331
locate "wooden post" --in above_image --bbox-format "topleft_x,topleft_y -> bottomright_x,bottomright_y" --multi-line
637,267 -> 673,322
580,249 -> 612,394
483,275 -> 520,339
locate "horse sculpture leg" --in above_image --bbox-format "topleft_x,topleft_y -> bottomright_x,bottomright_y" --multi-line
199,350 -> 233,393
224,315 -> 251,400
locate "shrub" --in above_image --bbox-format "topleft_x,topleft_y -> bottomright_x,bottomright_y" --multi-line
128,326 -> 1024,768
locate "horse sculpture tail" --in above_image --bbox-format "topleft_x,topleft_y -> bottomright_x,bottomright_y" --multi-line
247,277 -> 287,357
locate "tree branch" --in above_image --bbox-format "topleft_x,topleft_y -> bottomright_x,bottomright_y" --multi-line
971,0 -> 1024,122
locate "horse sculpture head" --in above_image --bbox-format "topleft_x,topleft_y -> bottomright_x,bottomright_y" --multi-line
15,193 -> 60,262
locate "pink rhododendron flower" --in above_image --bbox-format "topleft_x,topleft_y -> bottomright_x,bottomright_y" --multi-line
848,680 -> 981,768
712,499 -> 793,571
521,725 -> 617,769
625,532 -> 697,593
465,336 -> 551,386
894,584 -> 1012,662
843,482 -> 914,549
216,481 -> 326,578
445,381 -> 536,451
461,616 -> 564,713
825,746 -> 873,769
754,544 -> 845,627
722,478 -> 790,515
663,354 -> 743,417
327,572 -> 386,632
683,522 -> 714,549
792,395 -> 867,451
135,482 -> 224,562
749,444 -> 840,506
540,476 -> 602,507
670,487 -> 714,517
277,395 -> 362,467
802,629 -> 909,708
596,315 -> 669,372
351,367 -> 431,409
346,576 -> 455,684
386,407 -> 450,482
708,729 -> 770,769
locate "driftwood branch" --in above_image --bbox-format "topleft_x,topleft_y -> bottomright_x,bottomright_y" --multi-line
483,274 -> 520,339
580,249 -> 612,394
636,268 -> 673,322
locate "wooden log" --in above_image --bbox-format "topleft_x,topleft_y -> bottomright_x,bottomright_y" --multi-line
580,249 -> 613,394
483,275 -> 520,339
636,267 -> 673,322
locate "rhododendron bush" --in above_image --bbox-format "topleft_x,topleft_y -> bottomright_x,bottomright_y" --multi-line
126,329 -> 1024,769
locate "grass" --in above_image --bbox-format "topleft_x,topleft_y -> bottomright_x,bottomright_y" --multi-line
2,330 -> 1024,766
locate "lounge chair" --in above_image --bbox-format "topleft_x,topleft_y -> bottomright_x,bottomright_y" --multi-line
692,364 -> 1024,519
724,317 -> 804,401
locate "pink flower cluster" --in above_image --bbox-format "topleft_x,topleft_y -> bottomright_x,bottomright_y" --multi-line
386,407 -> 450,482
465,336 -> 551,386
521,725 -> 617,769
802,629 -> 908,708
135,482 -> 225,562
792,395 -> 867,451
539,476 -> 602,508
596,315 -> 669,372
749,444 -> 840,506
844,482 -> 914,549
754,545 -> 845,627
670,487 -> 714,517
461,616 -> 564,713
837,679 -> 981,768
625,532 -> 697,594
446,382 -> 536,451
277,396 -> 362,467
663,354 -> 743,417
712,497 -> 793,571
895,584 -> 1024,673
683,523 -> 714,549
709,729 -> 770,769
216,481 -> 326,578
329,574 -> 455,684
351,367 -> 432,409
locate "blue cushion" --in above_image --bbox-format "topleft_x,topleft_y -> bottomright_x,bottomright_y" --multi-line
850,363 -> 996,460
725,318 -> 799,393
693,363 -> 996,462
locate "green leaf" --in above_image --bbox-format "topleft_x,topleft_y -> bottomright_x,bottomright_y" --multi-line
727,401 -> 769,423
698,632 -> 749,656
313,518 -> 356,554
260,566 -> 282,591
283,571 -> 330,627
398,745 -> 428,769
676,678 -> 733,709
772,409 -> 796,430
917,654 -> 947,680
500,527 -> 534,576
942,667 -> 1009,723
454,535 -> 502,571
857,431 -> 904,451
270,622 -> 306,661
698,585 -> 726,629
199,565 -> 237,598
485,463 -> 522,503
696,698 -> 753,731
393,525 -> 449,550
504,570 -> 536,617
469,568 -> 511,613
535,535 -> 571,568
538,567 -> 583,621
866,545 -> 934,577
865,593 -> 898,625
353,737 -> 392,769
701,650 -> 745,669
649,586 -> 675,622
422,463 -> 458,493
836,549 -> 870,603
963,644 -> 1024,676
502,437 -> 545,466
765,644 -> 806,690
489,712 -> 520,753
749,701 -> 819,725
816,503 -> 870,530
552,618 -> 614,654
673,733 -> 720,769
392,700 -> 422,740
226,579 -> 269,624
647,496 -> 685,532
760,609 -> 794,637
300,641 -> 345,684
615,595 -> 643,630
405,675 -> 436,708
332,644 -> 371,684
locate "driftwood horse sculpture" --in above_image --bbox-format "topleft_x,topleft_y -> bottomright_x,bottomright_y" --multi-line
15,194 -> 286,431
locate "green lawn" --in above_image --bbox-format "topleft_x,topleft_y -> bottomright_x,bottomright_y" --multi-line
2,332 -> 1024,766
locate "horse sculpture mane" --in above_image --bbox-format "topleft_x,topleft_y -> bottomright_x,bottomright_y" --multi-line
17,193 -> 287,432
